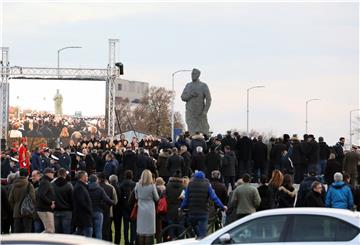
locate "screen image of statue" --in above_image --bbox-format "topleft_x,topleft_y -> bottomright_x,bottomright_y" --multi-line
7,80 -> 106,142
181,68 -> 212,135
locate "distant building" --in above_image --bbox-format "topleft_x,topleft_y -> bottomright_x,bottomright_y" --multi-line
115,78 -> 149,104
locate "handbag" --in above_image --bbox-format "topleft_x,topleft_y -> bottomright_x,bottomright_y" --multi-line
20,183 -> 35,217
157,194 -> 168,215
130,202 -> 138,220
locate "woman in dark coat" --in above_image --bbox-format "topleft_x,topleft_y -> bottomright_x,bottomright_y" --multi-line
164,171 -> 184,241
324,153 -> 342,185
166,171 -> 184,223
304,181 -> 325,207
278,174 -> 296,208
257,176 -> 273,211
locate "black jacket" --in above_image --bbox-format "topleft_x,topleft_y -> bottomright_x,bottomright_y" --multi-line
290,141 -> 305,166
295,176 -> 322,207
221,152 -> 237,177
36,175 -> 56,212
237,136 -> 252,161
304,190 -> 325,207
157,151 -> 171,178
210,179 -> 228,205
72,181 -> 93,227
190,135 -> 207,154
166,177 -> 184,222
52,177 -> 73,211
278,186 -> 295,208
119,179 -> 136,212
333,142 -> 345,163
123,150 -> 138,175
167,154 -> 185,177
187,178 -> 210,213
88,182 -> 114,213
319,142 -> 330,160
324,159 -> 342,185
111,183 -> 122,218
191,152 -> 206,173
257,185 -> 273,211
205,151 -> 221,177
270,143 -> 286,166
252,141 -> 268,164
181,151 -> 192,177
307,140 -> 319,164
136,153 -> 156,180
221,135 -> 237,151
1,185 -> 11,222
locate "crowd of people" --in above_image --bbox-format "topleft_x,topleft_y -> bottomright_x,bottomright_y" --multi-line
1,130 -> 360,244
8,112 -> 106,139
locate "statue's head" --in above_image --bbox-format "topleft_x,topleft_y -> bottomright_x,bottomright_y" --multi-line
56,89 -> 60,94
191,68 -> 201,82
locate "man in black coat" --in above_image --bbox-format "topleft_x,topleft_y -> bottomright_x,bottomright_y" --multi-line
221,131 -> 236,151
252,136 -> 268,183
236,136 -> 253,178
52,168 -> 73,234
167,147 -> 185,178
36,168 -> 56,233
210,170 -> 228,205
136,148 -> 156,179
221,146 -> 237,191
307,135 -> 319,173
333,137 -> 345,163
318,137 -> 330,175
295,169 -> 323,207
73,171 -> 93,237
269,138 -> 286,173
304,181 -> 325,207
290,136 -> 307,184
190,132 -> 207,154
191,146 -> 207,173
180,145 -> 192,178
205,145 -> 222,179
123,149 -> 138,180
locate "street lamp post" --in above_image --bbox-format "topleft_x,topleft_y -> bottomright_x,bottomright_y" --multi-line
57,46 -> 82,77
171,69 -> 192,142
246,85 -> 265,136
350,108 -> 360,147
305,98 -> 320,134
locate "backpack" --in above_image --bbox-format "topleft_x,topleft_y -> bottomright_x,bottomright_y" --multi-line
20,183 -> 35,217
120,182 -> 133,210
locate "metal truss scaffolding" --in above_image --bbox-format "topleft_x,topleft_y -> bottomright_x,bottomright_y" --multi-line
0,39 -> 120,146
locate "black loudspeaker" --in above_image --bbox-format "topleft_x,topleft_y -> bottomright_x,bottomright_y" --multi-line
1,138 -> 6,151
115,62 -> 124,75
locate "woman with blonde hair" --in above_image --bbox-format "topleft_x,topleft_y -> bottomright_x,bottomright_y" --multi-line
135,169 -> 159,245
268,170 -> 284,208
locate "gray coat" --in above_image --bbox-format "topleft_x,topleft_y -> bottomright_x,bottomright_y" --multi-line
135,183 -> 159,235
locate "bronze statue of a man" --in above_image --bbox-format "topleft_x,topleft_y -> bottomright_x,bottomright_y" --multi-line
181,68 -> 212,135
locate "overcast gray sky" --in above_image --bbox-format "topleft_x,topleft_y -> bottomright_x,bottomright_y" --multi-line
2,0 -> 359,145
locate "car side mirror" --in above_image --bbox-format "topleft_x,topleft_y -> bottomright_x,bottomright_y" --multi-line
219,233 -> 231,244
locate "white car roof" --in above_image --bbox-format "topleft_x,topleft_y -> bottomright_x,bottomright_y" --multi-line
202,208 -> 360,242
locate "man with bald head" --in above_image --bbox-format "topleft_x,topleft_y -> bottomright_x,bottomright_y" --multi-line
181,68 -> 212,135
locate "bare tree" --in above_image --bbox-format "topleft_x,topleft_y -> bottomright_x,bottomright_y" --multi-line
117,86 -> 184,137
